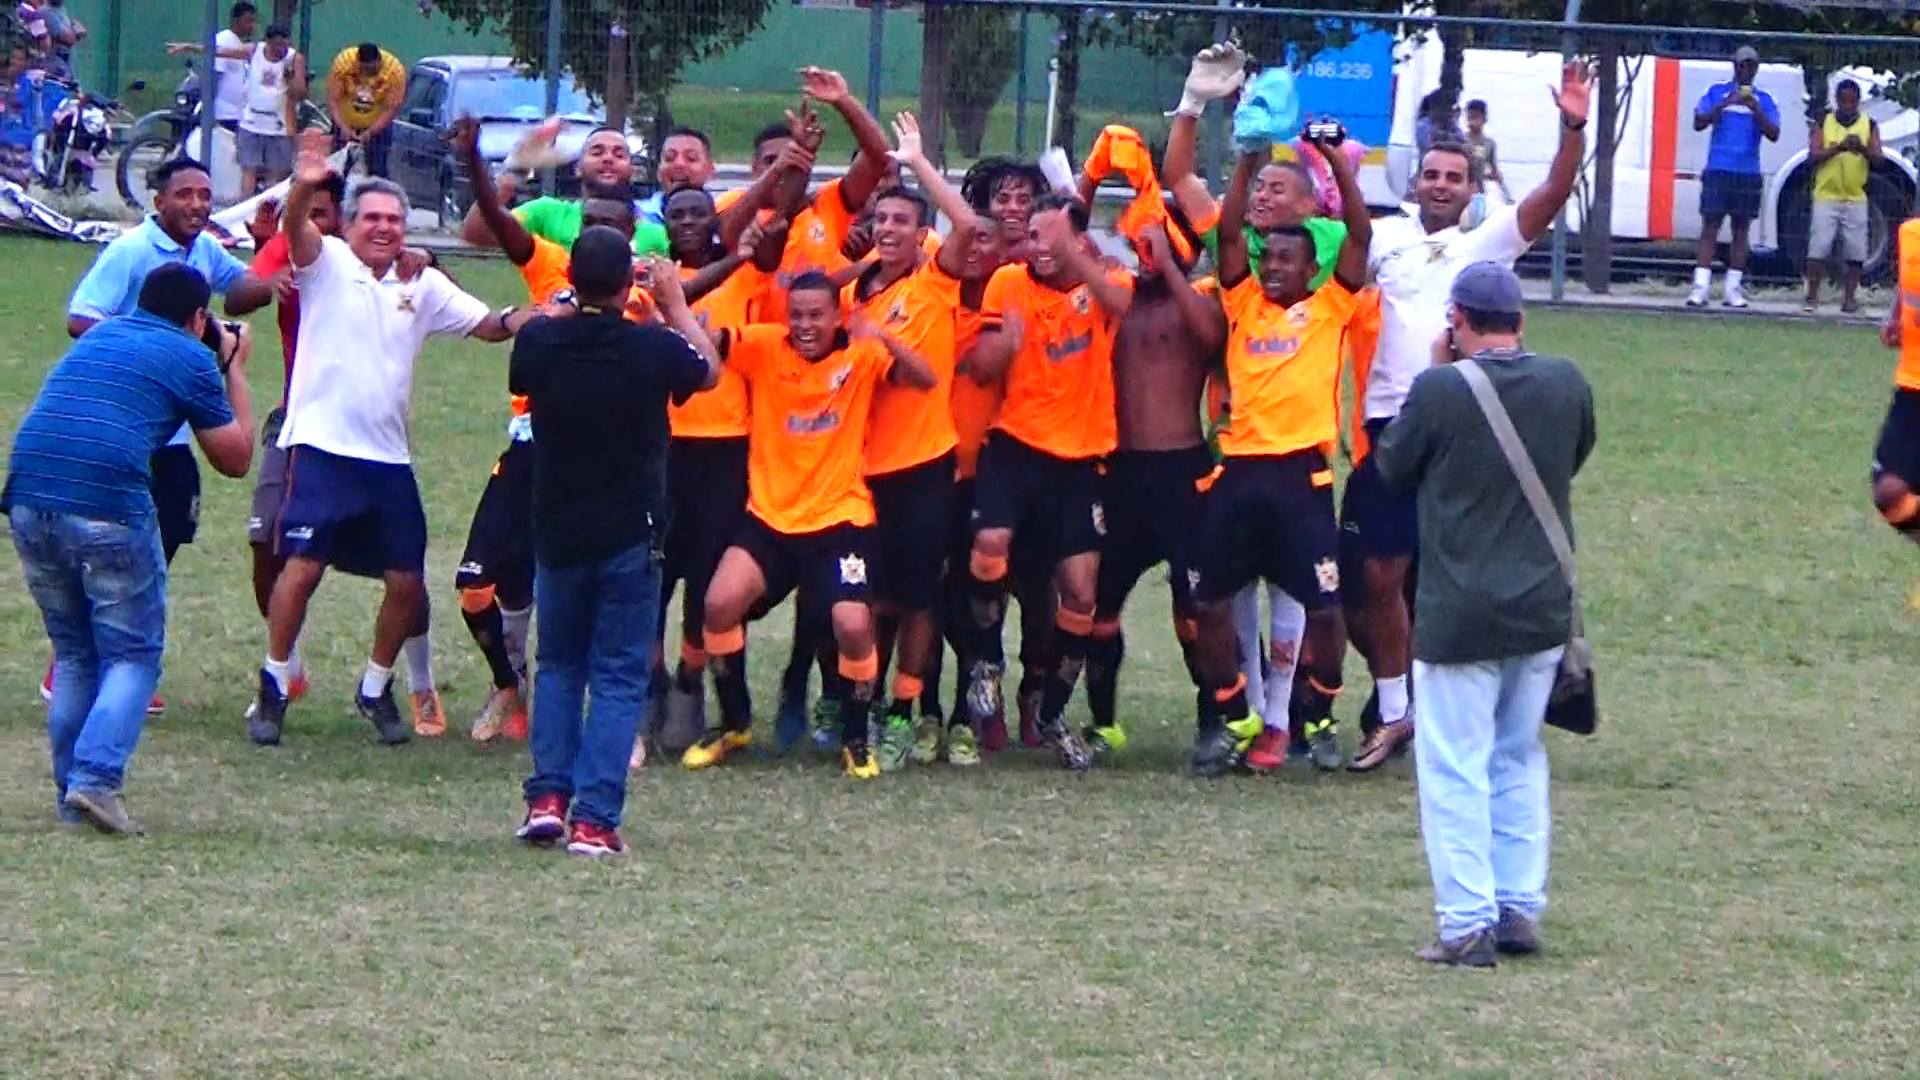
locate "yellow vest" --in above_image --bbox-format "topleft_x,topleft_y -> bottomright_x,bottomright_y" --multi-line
1814,112 -> 1872,203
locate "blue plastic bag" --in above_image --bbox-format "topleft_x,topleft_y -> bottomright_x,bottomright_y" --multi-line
1232,68 -> 1301,152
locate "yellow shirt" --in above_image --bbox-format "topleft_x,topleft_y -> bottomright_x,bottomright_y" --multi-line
328,48 -> 405,130
1814,112 -> 1873,204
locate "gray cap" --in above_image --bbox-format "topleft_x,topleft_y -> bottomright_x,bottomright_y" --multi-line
1449,260 -> 1524,315
1733,45 -> 1760,64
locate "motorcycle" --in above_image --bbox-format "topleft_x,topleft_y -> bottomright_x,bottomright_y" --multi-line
117,61 -> 201,210
36,83 -> 118,195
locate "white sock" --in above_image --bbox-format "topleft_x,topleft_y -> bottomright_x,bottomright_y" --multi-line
1378,674 -> 1410,726
1265,586 -> 1307,729
264,656 -> 292,694
403,634 -> 434,693
1692,266 -> 1710,290
360,660 -> 394,700
1725,268 -> 1745,293
501,606 -> 531,675
1231,584 -> 1265,710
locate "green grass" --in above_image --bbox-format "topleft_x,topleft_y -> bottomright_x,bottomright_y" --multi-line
4,234 -> 1919,1077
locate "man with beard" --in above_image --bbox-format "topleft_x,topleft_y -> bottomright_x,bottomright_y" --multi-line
459,123 -> 669,257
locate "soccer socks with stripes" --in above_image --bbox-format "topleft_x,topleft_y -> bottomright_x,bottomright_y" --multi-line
706,625 -> 751,731
459,587 -> 519,691
1040,608 -> 1094,723
839,649 -> 880,746
1084,621 -> 1124,731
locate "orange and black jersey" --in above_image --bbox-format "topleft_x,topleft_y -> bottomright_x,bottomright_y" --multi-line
672,261 -> 772,439
843,258 -> 962,476
1217,276 -> 1358,459
981,262 -> 1132,460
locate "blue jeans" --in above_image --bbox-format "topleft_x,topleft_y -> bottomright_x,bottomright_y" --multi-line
1412,647 -> 1563,942
9,506 -> 167,805
524,541 -> 661,830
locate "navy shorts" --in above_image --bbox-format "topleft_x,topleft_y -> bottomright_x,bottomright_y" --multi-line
1700,169 -> 1763,226
1096,445 -> 1212,615
972,431 -> 1106,565
1340,418 -> 1419,561
149,443 -> 200,559
664,435 -> 750,639
1191,450 -> 1343,610
733,514 -> 873,621
276,445 -> 429,577
870,451 -> 956,612
456,438 -> 536,606
1872,388 -> 1920,488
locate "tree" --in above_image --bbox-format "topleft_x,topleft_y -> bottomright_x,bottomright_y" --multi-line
945,8 -> 1019,158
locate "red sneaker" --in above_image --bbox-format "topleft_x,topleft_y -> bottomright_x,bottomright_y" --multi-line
1247,727 -> 1287,772
515,793 -> 568,845
146,695 -> 165,716
566,821 -> 627,858
42,663 -> 164,715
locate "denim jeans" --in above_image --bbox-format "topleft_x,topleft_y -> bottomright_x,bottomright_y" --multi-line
525,541 -> 661,830
9,506 -> 167,806
1412,646 -> 1563,942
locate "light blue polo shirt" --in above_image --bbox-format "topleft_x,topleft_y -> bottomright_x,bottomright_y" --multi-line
68,216 -> 249,445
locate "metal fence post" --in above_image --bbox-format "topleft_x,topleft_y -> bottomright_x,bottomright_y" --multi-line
1014,8 -> 1030,157
202,0 -> 219,170
1551,0 -> 1583,301
1205,0 -> 1230,191
867,0 -> 886,119
299,0 -> 314,61
104,0 -> 123,95
543,0 -> 562,194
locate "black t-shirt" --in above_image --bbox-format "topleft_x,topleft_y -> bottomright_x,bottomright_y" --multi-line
508,309 -> 711,568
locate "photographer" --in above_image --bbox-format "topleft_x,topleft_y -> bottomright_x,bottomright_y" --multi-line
3,264 -> 255,835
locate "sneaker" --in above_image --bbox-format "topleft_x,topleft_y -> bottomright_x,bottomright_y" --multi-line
1723,287 -> 1749,310
1017,686 -> 1045,749
964,660 -> 1005,744
1350,716 -> 1414,773
841,740 -> 881,780
1685,283 -> 1708,308
1416,929 -> 1498,968
43,663 -> 166,715
1038,711 -> 1093,771
877,712 -> 915,772
249,669 -> 288,746
1494,908 -> 1541,956
773,688 -> 809,754
469,686 -> 526,743
1189,720 -> 1240,779
357,686 -> 412,745
516,793 -> 568,845
1225,714 -> 1262,753
1246,727 -> 1287,772
243,670 -> 311,724
660,684 -> 707,757
411,689 -> 446,738
1083,724 -> 1128,757
910,714 -> 944,765
808,698 -> 841,752
566,821 -> 627,858
682,727 -> 751,770
945,722 -> 981,767
976,676 -> 1008,752
1304,717 -> 1342,772
64,786 -> 139,835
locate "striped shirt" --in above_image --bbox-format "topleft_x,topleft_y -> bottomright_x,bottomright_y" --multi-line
1,311 -> 233,523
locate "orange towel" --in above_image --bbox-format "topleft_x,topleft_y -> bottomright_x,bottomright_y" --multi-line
1083,125 -> 1197,270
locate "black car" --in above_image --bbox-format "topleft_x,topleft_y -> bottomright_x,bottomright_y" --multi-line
389,56 -> 650,227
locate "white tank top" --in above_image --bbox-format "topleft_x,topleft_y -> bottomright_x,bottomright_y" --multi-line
239,44 -> 294,136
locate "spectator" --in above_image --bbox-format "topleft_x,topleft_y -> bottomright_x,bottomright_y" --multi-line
510,230 -> 718,858
1463,99 -> 1512,203
1412,91 -> 1462,185
1805,78 -> 1881,314
0,43 -> 33,185
3,264 -> 256,835
326,41 -> 404,179
214,3 -> 257,134
1372,261 -> 1596,968
37,0 -> 82,84
235,23 -> 301,197
1688,45 -> 1780,310
639,126 -> 717,223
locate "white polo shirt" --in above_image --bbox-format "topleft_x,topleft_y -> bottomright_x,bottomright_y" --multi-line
1364,205 -> 1532,421
279,236 -> 491,465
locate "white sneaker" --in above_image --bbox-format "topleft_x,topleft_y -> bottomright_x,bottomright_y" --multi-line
1723,288 -> 1749,309
1685,284 -> 1708,308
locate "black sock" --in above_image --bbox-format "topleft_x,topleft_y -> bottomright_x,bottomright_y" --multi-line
461,603 -> 520,691
780,633 -> 814,704
711,650 -> 751,732
839,668 -> 875,746
967,574 -> 1008,667
921,639 -> 946,719
1040,624 -> 1091,723
1084,630 -> 1123,730
673,660 -> 702,694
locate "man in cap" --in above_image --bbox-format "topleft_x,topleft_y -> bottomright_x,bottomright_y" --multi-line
1688,45 -> 1781,310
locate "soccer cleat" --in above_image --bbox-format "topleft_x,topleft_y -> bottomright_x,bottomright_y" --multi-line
1038,712 -> 1093,772
566,821 -> 627,858
629,733 -> 648,771
773,688 -> 809,754
469,686 -> 527,743
40,662 -> 164,712
249,669 -> 288,747
841,740 -> 881,780
808,698 -> 841,752
411,689 -> 446,738
876,712 -> 915,771
910,714 -> 944,766
357,686 -> 412,745
1189,720 -> 1241,779
1225,714 -> 1262,752
1350,715 -> 1414,773
1083,724 -> 1128,757
1246,727 -> 1288,772
945,722 -> 981,767
681,727 -> 751,770
965,660 -> 1005,742
502,680 -> 530,741
516,793 -> 568,845
1304,717 -> 1342,771
1417,929 -> 1498,969
244,670 -> 309,724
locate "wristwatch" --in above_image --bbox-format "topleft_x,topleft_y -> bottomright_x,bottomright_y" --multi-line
549,289 -> 577,308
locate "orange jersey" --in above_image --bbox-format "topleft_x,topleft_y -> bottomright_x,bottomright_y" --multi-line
1345,286 -> 1383,459
672,262 -> 768,439
1218,276 -> 1357,458
981,263 -> 1131,460
952,306 -> 1004,480
724,324 -> 894,533
843,260 -> 961,475
1899,219 -> 1920,390
717,182 -> 861,327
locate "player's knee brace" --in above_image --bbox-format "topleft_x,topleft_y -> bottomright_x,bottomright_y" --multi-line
1880,491 -> 1920,535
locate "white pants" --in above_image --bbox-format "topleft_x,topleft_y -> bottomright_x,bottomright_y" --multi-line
1412,647 -> 1561,941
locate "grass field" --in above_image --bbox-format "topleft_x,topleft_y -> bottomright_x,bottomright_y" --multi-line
4,233 -> 1918,1078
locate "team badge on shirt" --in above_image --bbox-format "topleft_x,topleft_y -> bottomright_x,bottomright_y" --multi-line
1287,305 -> 1310,329
810,220 -> 828,245
397,292 -> 416,314
828,364 -> 851,391
839,554 -> 868,586
1071,286 -> 1091,315
887,296 -> 908,326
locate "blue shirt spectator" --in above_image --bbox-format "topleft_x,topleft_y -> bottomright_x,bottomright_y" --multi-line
2,309 -> 233,524
1696,81 -> 1780,175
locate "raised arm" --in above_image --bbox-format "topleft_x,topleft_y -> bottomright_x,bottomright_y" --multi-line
1042,208 -> 1131,318
888,111 -> 981,278
644,257 -> 721,385
1517,61 -> 1591,243
1310,131 -> 1371,290
452,116 -> 535,265
1144,225 -> 1225,354
802,67 -> 893,212
716,117 -> 818,252
283,129 -> 333,268
1217,150 -> 1260,288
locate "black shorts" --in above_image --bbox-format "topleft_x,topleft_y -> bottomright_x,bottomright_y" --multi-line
455,439 -> 535,605
870,451 -> 956,612
951,477 -> 1052,596
665,436 -> 750,636
734,514 -> 874,620
1872,388 -> 1920,488
149,443 -> 200,557
972,431 -> 1105,565
1191,450 -> 1343,611
276,445 -> 428,577
1340,418 -> 1419,558
1097,445 -> 1213,613
1700,169 -> 1763,226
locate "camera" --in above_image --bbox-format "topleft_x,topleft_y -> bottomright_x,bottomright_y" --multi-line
201,316 -> 247,373
1304,120 -> 1347,147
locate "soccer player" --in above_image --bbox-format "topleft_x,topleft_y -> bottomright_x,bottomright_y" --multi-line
1343,61 -> 1589,772
959,157 -> 1047,261
250,130 -> 540,747
694,273 -> 938,778
962,194 -> 1132,771
1184,129 -> 1372,777
1874,216 -> 1920,554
